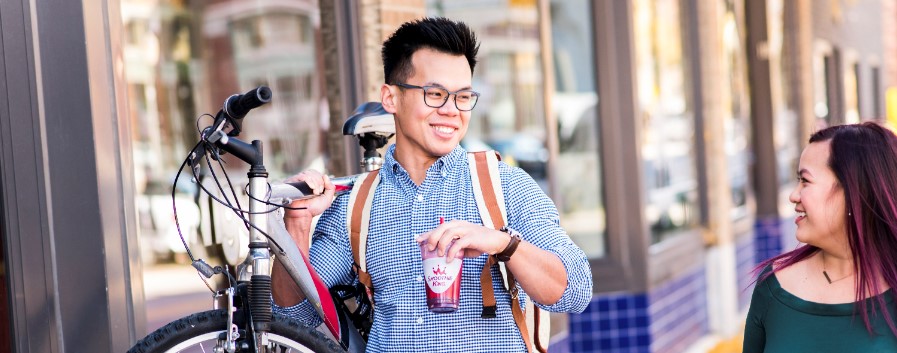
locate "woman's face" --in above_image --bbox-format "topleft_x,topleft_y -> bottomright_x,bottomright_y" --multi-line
788,141 -> 847,247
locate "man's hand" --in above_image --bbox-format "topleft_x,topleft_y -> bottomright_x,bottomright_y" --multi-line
283,170 -> 335,220
415,220 -> 568,306
273,169 -> 335,307
414,220 -> 511,262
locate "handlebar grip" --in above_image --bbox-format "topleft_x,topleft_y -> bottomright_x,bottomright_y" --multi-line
224,86 -> 272,120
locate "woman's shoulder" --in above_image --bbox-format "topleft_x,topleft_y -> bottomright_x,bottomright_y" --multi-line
769,258 -> 805,288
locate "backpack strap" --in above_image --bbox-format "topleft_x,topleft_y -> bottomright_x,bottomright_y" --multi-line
347,170 -> 380,291
468,151 -> 549,353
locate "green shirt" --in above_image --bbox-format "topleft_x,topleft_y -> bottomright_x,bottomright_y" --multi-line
743,267 -> 897,353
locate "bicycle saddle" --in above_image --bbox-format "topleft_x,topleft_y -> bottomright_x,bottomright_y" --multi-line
343,102 -> 395,138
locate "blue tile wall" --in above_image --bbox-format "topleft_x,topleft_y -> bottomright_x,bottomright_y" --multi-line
753,216 -> 783,264
548,334 -> 570,353
648,267 -> 708,353
735,234 -> 756,309
779,217 -> 799,251
569,292 -> 651,353
568,267 -> 707,353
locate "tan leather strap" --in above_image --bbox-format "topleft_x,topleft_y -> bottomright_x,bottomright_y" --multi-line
479,255 -> 498,318
506,269 -> 534,352
348,170 -> 380,289
470,151 -> 549,353
472,152 -> 506,229
534,306 -> 547,353
471,152 -> 505,319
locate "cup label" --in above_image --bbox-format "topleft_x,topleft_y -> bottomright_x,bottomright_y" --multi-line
422,258 -> 462,294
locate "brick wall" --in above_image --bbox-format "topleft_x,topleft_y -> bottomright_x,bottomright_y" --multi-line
359,0 -> 425,101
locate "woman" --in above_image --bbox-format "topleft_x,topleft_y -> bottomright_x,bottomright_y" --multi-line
743,122 -> 897,352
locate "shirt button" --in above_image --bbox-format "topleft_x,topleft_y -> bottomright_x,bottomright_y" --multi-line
416,276 -> 423,282
417,317 -> 424,324
416,194 -> 423,202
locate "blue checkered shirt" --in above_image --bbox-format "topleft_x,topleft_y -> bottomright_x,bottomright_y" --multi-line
275,145 -> 592,352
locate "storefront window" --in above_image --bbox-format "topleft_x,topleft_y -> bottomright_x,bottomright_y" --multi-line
121,0 -> 324,264
428,0 -> 606,258
549,0 -> 605,258
428,1 -> 548,192
633,0 -> 699,243
720,0 -> 752,220
767,0 -> 801,210
844,60 -> 860,123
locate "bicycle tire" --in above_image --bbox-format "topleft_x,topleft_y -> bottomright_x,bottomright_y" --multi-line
128,309 -> 344,353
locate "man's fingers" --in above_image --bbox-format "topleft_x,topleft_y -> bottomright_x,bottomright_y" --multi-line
287,170 -> 332,195
417,220 -> 489,260
444,235 -> 469,263
435,228 -> 460,256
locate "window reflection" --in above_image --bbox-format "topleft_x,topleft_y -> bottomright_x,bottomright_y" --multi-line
720,0 -> 752,220
428,0 -> 606,258
768,0 -> 801,210
549,0 -> 605,258
633,0 -> 699,242
122,0 -> 324,264
428,1 -> 548,188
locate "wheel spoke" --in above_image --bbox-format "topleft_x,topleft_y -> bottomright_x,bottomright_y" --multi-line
161,331 -> 317,353
128,310 -> 343,353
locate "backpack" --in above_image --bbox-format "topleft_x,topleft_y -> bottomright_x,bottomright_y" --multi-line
346,151 -> 550,353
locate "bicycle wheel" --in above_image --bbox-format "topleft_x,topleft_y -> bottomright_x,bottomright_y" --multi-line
128,309 -> 344,353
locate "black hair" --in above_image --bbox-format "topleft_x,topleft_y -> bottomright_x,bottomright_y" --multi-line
381,17 -> 480,84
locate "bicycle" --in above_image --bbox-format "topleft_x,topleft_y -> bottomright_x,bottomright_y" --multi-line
128,87 -> 394,353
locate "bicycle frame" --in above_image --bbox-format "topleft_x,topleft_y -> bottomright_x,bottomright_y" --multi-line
217,137 -> 349,350
188,87 -> 367,352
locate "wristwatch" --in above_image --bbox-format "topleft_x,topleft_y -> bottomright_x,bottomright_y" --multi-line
495,227 -> 522,262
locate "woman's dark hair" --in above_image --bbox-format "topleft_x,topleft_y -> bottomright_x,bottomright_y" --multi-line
381,17 -> 480,85
755,121 -> 897,337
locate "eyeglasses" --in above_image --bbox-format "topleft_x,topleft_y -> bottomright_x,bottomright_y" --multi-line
394,83 -> 480,111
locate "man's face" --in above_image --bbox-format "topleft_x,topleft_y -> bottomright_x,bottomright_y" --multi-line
386,48 -> 473,160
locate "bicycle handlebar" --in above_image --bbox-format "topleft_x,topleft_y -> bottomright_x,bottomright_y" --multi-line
224,86 -> 272,120
269,175 -> 362,201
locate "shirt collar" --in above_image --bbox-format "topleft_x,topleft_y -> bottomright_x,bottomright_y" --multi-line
382,144 -> 467,178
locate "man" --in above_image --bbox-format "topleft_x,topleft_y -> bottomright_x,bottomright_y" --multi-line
273,17 -> 591,352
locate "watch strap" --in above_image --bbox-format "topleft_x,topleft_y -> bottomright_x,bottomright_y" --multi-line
495,227 -> 521,262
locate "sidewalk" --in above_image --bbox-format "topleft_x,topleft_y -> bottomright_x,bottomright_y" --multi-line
143,263 -> 210,298
142,263 -> 217,331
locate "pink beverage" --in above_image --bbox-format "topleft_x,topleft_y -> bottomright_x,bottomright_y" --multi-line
421,219 -> 462,313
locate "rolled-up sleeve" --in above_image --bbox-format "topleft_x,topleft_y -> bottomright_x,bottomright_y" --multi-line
502,166 -> 593,313
538,241 -> 592,312
273,298 -> 323,327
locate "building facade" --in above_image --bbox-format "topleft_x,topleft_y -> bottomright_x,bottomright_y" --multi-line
1,0 -> 895,352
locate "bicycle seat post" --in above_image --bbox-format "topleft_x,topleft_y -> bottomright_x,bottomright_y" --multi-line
343,102 -> 395,172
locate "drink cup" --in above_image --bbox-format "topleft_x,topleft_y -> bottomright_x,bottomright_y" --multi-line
420,243 -> 463,313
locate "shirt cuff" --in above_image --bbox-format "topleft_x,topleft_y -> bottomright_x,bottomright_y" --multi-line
534,243 -> 592,313
272,298 -> 323,327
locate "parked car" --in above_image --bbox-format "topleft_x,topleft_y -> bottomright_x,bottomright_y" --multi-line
488,134 -> 549,180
